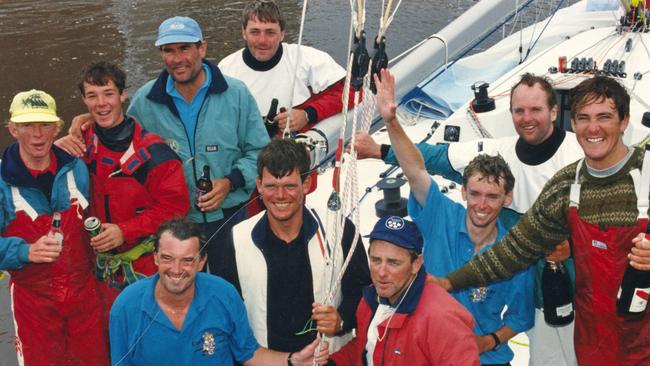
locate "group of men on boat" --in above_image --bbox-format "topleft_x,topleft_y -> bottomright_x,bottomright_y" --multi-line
1,0 -> 649,365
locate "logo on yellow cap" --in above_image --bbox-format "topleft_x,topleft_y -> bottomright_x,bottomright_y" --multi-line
9,89 -> 60,123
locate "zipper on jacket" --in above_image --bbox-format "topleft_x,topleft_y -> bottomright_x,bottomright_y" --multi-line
193,95 -> 210,224
103,194 -> 111,223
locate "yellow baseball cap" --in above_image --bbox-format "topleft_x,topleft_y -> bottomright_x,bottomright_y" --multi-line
9,89 -> 61,123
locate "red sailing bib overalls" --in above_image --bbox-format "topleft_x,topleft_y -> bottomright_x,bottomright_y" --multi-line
569,153 -> 650,365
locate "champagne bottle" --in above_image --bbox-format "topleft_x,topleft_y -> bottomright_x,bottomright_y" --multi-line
617,225 -> 650,319
542,260 -> 574,326
265,98 -> 279,126
196,165 -> 213,207
264,98 -> 279,136
49,212 -> 64,247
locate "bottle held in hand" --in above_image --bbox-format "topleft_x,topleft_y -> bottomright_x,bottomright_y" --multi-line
264,98 -> 279,126
542,260 -> 575,326
617,225 -> 650,319
264,98 -> 279,136
49,212 -> 64,247
196,165 -> 213,208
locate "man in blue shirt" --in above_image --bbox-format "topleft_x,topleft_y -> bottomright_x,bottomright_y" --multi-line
109,217 -> 327,366
374,69 -> 534,365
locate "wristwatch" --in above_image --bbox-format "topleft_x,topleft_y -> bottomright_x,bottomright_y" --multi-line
302,109 -> 311,124
489,332 -> 501,350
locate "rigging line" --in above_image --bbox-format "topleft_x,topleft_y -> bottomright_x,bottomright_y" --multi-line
525,0 -> 545,53
114,308 -> 162,365
313,10 -> 366,364
518,0 -> 524,63
284,0 -> 310,138
522,0 -> 566,62
350,0 -> 366,39
378,0 -> 404,40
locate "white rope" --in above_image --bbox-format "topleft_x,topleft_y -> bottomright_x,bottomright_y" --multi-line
284,0 -> 310,137
377,0 -> 404,40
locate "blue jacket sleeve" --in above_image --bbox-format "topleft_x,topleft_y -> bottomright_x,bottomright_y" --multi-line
384,143 -> 462,183
233,86 -> 270,192
501,266 -> 535,333
0,236 -> 30,270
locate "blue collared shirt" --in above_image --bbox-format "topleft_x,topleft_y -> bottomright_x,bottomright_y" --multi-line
166,64 -> 212,154
109,272 -> 259,366
409,179 -> 534,364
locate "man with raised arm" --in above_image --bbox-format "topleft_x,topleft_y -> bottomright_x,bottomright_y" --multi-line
219,0 -> 347,135
109,217 -> 328,366
213,138 -> 371,353
1,90 -> 108,365
355,72 -> 582,366
373,69 -> 534,365
436,76 -> 650,365
327,215 -> 480,365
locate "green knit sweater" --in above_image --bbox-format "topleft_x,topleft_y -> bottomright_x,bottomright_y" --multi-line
448,147 -> 647,289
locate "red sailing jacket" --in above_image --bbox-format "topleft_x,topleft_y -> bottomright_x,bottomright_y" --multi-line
83,118 -> 189,277
329,270 -> 480,366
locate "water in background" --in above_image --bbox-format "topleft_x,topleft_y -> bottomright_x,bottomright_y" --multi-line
0,1 -> 470,365
0,0 -> 469,151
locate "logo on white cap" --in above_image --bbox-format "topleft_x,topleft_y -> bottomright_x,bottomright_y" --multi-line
385,216 -> 404,230
170,22 -> 185,30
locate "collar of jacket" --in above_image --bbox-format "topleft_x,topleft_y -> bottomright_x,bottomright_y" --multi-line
363,267 -> 426,316
145,59 -> 229,118
251,206 -> 318,251
1,143 -> 74,187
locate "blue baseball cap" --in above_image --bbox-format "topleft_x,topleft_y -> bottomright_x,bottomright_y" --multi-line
366,216 -> 423,253
155,16 -> 203,47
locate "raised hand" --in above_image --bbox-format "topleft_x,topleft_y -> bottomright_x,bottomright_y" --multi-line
374,68 -> 397,124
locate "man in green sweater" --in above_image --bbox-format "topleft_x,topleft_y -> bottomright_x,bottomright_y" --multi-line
438,76 -> 650,365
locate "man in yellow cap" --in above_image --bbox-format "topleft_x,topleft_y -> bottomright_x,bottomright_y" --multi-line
0,90 -> 109,365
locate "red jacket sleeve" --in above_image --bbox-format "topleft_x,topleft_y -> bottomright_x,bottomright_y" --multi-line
328,298 -> 368,366
297,78 -> 361,132
117,159 -> 190,246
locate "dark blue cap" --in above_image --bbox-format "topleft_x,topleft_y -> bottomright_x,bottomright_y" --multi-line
366,216 -> 423,253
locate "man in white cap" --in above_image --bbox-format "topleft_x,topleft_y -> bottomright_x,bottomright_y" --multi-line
0,90 -> 109,365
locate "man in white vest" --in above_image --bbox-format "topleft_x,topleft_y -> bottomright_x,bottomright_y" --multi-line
213,138 -> 371,353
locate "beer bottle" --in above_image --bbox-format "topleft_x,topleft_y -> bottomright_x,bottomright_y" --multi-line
542,260 -> 574,326
617,225 -> 650,319
265,98 -> 279,126
264,99 -> 279,137
49,212 -> 64,247
196,165 -> 213,207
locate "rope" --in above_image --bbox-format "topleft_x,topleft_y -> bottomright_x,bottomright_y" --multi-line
284,0 -> 310,138
522,0 -> 566,62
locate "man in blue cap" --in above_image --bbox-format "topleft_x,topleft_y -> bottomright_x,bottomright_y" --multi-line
328,216 -> 480,366
61,16 -> 270,273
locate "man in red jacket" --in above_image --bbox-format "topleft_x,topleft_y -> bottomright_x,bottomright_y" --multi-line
69,61 -> 189,300
328,216 -> 479,366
